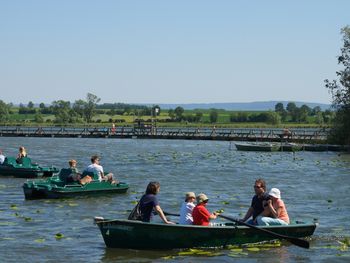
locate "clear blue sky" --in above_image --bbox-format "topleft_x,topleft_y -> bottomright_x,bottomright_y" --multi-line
1,0 -> 349,105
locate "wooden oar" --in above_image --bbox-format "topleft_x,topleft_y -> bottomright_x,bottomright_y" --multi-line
218,214 -> 310,249
163,211 -> 180,217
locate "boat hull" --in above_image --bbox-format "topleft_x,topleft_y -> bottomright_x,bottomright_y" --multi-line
23,180 -> 129,199
0,166 -> 58,178
95,218 -> 317,249
235,143 -> 280,152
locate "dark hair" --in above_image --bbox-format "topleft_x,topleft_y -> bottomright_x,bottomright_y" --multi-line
255,178 -> 266,191
145,181 -> 160,195
91,155 -> 100,163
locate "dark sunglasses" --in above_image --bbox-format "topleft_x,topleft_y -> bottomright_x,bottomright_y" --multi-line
254,185 -> 263,189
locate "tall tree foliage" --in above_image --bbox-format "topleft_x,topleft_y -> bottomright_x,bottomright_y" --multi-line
325,26 -> 350,145
84,93 -> 101,123
0,100 -> 10,122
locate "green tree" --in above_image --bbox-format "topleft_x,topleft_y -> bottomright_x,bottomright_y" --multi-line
84,93 -> 101,123
195,111 -> 203,122
311,106 -> 322,116
52,100 -> 79,124
275,102 -> 284,112
174,106 -> 184,121
168,109 -> 175,120
209,109 -> 218,123
0,100 -> 10,122
266,111 -> 281,125
286,102 -> 297,114
72,99 -> 86,119
275,102 -> 287,122
34,113 -> 44,123
325,26 -> 350,144
28,101 -> 34,108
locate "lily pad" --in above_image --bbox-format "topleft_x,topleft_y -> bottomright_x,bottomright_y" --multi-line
55,233 -> 64,239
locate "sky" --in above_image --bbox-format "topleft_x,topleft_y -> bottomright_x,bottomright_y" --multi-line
0,0 -> 349,105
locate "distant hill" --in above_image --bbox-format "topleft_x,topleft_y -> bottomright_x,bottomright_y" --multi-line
155,101 -> 331,111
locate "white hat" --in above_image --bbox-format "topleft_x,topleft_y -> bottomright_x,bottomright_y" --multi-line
268,188 -> 281,199
196,193 -> 209,203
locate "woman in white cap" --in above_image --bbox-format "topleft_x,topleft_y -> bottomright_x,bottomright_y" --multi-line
179,192 -> 196,225
257,188 -> 290,226
192,193 -> 217,226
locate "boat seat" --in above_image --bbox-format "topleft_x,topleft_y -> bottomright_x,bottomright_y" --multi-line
3,157 -> 17,166
81,171 -> 99,181
21,157 -> 33,167
58,168 -> 74,183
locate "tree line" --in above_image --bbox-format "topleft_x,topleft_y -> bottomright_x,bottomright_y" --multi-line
0,94 -> 332,126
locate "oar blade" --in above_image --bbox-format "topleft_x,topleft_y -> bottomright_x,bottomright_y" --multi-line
288,237 -> 310,249
218,214 -> 310,249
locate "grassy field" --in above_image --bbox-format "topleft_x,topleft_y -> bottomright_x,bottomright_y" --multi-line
3,109 -> 328,128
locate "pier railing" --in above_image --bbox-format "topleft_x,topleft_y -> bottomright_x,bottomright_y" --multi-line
0,125 -> 328,143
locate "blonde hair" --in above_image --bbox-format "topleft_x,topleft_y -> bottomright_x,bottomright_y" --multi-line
18,146 -> 27,157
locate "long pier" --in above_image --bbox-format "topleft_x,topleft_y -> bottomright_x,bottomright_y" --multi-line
0,125 -> 329,143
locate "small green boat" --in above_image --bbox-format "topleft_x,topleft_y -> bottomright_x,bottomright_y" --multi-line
23,169 -> 129,199
0,157 -> 59,178
235,142 -> 280,152
94,218 -> 317,249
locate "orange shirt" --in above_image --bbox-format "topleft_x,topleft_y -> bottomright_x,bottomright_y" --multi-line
274,199 -> 289,224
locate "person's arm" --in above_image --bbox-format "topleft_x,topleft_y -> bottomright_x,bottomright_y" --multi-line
155,205 -> 175,224
241,207 -> 253,221
266,200 -> 278,218
209,212 -> 217,220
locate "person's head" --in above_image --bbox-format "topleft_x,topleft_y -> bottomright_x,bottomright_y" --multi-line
69,159 -> 77,167
268,188 -> 281,200
91,155 -> 100,164
185,192 -> 196,202
19,146 -> 26,153
254,178 -> 266,194
145,181 -> 160,195
196,193 -> 209,204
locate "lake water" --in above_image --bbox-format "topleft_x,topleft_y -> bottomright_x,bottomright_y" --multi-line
0,137 -> 349,262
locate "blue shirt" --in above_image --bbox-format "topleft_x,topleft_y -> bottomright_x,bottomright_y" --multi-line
139,194 -> 159,222
251,193 -> 270,219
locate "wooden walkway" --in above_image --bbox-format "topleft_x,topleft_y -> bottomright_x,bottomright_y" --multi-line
0,126 -> 328,143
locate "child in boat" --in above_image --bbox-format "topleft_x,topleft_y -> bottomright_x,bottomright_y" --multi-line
16,146 -> 27,164
257,188 -> 290,226
192,193 -> 217,226
179,192 -> 196,225
66,159 -> 81,183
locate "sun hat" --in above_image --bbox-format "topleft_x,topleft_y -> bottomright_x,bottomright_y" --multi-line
268,188 -> 281,199
185,192 -> 196,199
196,193 -> 209,203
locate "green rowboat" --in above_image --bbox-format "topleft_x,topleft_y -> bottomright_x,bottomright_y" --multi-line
0,157 -> 59,178
94,218 -> 317,249
23,169 -> 129,199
